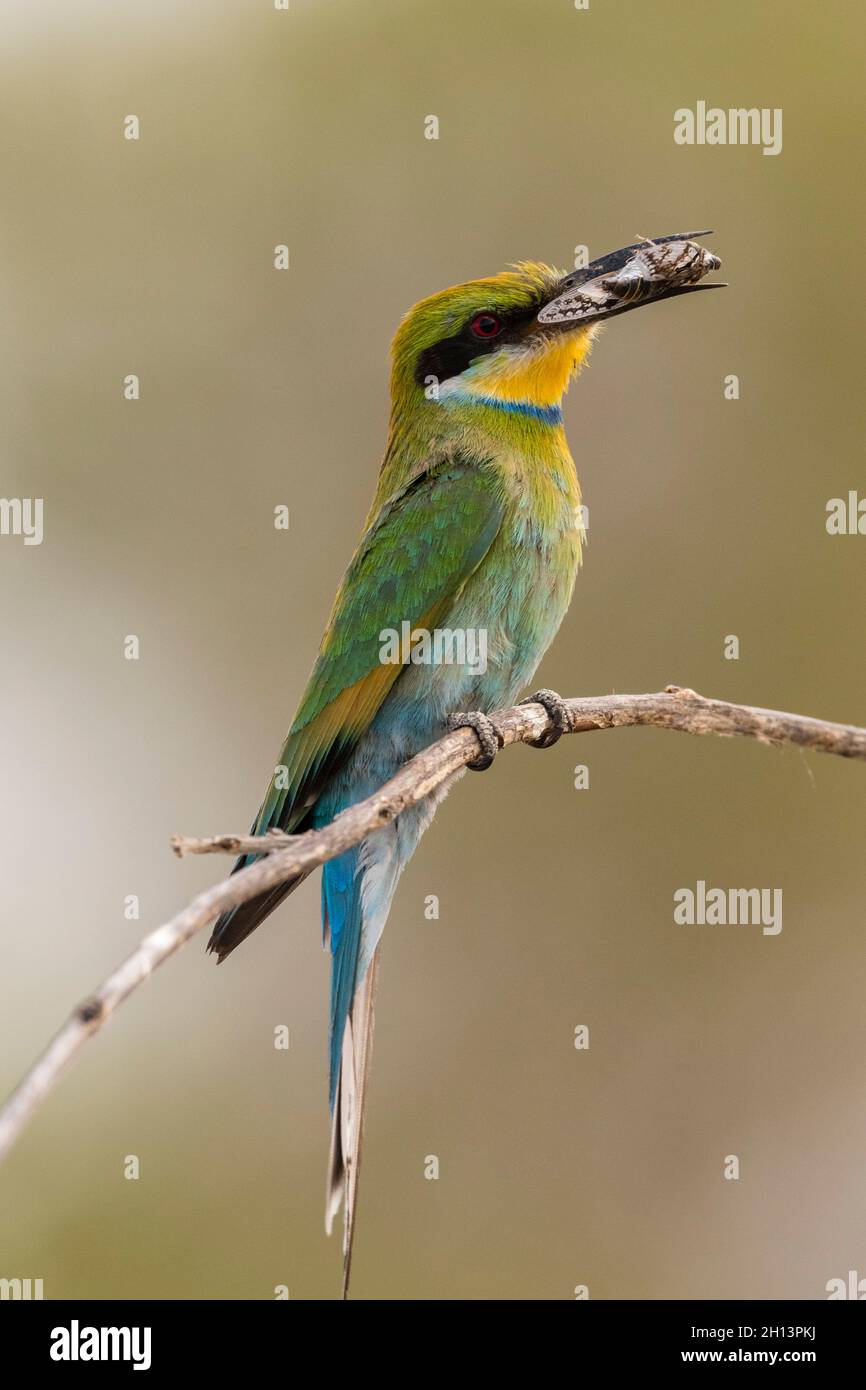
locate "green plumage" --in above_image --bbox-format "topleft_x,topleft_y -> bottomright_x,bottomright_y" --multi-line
253,456 -> 507,840
204,239 -> 722,1294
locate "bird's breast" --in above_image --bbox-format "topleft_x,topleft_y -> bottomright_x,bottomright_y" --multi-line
378,449 -> 583,742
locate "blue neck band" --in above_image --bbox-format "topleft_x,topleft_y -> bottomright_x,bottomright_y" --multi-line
454,394 -> 563,425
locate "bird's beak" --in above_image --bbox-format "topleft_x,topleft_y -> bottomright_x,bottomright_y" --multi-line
537,231 -> 726,329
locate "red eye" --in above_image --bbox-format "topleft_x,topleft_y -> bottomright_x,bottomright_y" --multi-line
469,312 -> 503,340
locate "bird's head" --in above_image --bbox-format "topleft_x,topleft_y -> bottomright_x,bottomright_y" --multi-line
390,233 -> 723,415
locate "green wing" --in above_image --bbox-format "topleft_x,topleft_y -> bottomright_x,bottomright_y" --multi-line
254,453 -> 505,835
208,452 -> 505,961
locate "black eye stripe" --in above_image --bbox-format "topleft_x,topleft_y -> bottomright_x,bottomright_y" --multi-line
414,305 -> 535,386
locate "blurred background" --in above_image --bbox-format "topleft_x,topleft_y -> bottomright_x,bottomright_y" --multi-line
1,0 -> 864,1301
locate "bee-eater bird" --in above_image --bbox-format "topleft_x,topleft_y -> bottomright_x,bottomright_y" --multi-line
208,233 -> 723,1295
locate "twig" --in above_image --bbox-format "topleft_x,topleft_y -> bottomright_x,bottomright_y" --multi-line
0,686 -> 863,1164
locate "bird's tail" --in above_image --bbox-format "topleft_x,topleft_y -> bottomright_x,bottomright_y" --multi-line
326,947 -> 381,1299
207,851 -> 311,962
322,836 -> 400,1296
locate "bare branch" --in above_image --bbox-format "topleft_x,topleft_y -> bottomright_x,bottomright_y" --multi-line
1,686 -> 863,1164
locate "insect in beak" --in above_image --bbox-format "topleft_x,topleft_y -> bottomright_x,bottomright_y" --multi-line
538,231 -> 727,327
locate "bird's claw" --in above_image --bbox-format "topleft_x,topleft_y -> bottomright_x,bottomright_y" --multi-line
519,688 -> 573,749
446,710 -> 502,771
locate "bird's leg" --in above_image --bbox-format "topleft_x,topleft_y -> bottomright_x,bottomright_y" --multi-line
446,710 -> 503,771
519,688 -> 574,749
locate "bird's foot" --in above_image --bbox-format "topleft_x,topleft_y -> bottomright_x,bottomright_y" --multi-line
446,710 -> 503,771
519,688 -> 573,749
